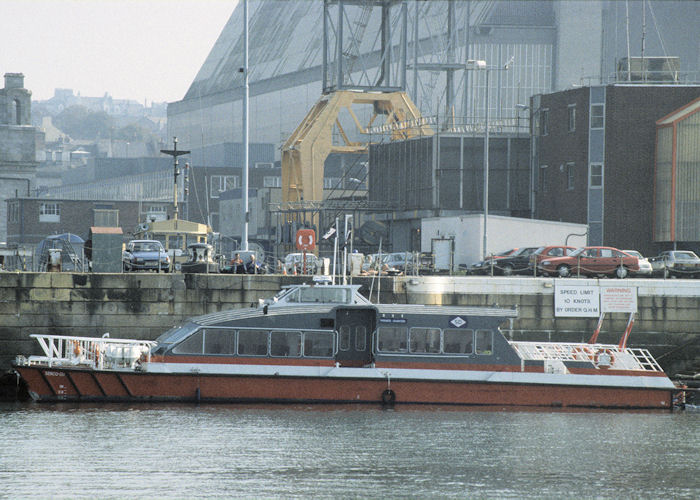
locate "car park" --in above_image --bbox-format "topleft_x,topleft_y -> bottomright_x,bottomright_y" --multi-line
530,245 -> 577,276
623,250 -> 653,277
122,240 -> 170,272
539,246 -> 639,278
649,250 -> 700,278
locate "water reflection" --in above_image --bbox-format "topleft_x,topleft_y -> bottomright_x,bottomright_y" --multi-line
1,402 -> 698,499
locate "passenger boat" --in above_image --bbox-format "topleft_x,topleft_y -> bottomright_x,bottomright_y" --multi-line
13,279 -> 677,408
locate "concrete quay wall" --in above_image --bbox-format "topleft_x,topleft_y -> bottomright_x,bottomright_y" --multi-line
1,273 -> 698,374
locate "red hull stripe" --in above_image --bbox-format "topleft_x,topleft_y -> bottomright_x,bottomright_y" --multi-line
16,366 -> 674,409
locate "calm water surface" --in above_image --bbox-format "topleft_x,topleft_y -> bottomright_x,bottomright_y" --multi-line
0,402 -> 698,499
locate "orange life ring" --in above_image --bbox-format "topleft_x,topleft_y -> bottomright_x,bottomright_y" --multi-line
594,348 -> 615,368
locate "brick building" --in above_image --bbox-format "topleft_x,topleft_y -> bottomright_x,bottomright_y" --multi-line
532,84 -> 700,256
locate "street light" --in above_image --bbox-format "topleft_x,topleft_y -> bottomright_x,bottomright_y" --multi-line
466,57 -> 513,259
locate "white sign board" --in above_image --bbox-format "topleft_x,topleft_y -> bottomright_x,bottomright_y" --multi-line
601,286 -> 637,313
554,284 -> 600,317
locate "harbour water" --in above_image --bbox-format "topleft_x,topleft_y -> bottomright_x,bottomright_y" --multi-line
1,403 -> 698,499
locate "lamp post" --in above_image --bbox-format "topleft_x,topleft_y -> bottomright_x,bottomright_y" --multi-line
466,58 -> 512,259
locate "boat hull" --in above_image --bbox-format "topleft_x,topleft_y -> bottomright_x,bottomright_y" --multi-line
14,365 -> 674,409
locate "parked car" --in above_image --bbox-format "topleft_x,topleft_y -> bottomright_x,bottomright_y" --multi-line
649,250 -> 700,278
469,248 -> 519,275
484,247 -> 541,276
530,245 -> 577,276
539,246 -> 639,278
623,250 -> 653,277
122,240 -> 170,272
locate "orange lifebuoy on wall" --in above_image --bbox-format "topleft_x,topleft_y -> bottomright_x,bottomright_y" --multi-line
594,348 -> 615,368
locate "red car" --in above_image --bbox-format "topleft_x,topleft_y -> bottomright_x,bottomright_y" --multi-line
530,245 -> 577,276
539,246 -> 639,278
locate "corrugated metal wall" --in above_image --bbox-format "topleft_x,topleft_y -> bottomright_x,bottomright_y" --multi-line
654,125 -> 673,241
674,111 -> 700,240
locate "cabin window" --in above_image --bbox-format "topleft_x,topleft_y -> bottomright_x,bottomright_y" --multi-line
303,331 -> 334,357
270,330 -> 302,357
238,329 -> 269,356
409,328 -> 441,353
203,328 -> 236,355
377,327 -> 408,353
339,326 -> 351,351
443,329 -> 474,354
355,326 -> 367,351
475,330 -> 493,355
298,287 -> 350,304
172,330 -> 205,354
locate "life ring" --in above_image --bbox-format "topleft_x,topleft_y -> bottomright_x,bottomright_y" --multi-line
381,388 -> 396,405
594,348 -> 615,368
72,340 -> 82,357
571,346 -> 593,361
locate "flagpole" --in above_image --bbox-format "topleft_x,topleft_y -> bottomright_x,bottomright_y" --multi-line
332,217 -> 338,284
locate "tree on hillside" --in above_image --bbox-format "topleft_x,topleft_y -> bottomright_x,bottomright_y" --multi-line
54,105 -> 114,140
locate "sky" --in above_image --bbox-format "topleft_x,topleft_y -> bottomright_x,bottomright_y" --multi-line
0,0 -> 237,104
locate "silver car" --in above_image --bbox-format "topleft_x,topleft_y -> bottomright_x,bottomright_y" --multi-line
649,250 -> 700,278
623,250 -> 652,277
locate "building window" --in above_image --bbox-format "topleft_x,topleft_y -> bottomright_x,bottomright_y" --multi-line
590,104 -> 604,129
539,165 -> 548,192
39,203 -> 60,223
263,176 -> 281,188
324,177 -> 341,189
9,203 -> 19,223
590,163 -> 603,188
566,163 -> 575,190
210,175 -> 239,198
540,109 -> 549,136
93,209 -> 119,227
254,162 -> 274,169
144,205 -> 167,222
568,105 -> 576,132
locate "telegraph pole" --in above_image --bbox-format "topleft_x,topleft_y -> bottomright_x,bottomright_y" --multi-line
161,137 -> 190,220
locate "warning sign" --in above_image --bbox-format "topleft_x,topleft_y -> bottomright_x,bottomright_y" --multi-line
554,284 -> 600,317
601,286 -> 637,313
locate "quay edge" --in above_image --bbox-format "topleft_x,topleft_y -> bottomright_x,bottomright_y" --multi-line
0,272 -> 698,378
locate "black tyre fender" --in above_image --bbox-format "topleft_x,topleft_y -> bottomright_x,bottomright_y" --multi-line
381,388 -> 396,405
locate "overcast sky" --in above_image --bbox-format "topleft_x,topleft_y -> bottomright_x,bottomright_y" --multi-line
0,0 -> 236,104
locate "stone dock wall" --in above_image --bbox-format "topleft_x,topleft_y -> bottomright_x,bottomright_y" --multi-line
1,272 -> 698,375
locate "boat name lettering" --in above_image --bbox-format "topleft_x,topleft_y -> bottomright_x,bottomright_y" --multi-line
44,371 -> 65,377
379,318 -> 407,324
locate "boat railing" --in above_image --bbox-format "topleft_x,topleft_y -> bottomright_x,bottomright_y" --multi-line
509,341 -> 664,372
16,334 -> 156,371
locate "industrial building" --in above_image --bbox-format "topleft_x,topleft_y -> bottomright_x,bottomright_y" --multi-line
165,0 -> 700,257
532,85 -> 700,257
